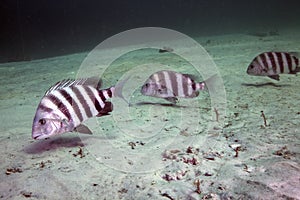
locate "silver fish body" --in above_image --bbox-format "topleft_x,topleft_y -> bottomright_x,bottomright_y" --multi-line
247,52 -> 300,80
32,78 -> 114,140
141,70 -> 206,103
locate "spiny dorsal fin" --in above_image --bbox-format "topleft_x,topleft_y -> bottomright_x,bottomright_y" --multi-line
45,77 -> 101,95
289,52 -> 300,59
183,73 -> 198,81
113,76 -> 131,105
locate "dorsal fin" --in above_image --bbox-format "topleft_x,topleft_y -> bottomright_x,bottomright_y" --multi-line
182,73 -> 198,81
289,52 -> 300,59
45,77 -> 101,95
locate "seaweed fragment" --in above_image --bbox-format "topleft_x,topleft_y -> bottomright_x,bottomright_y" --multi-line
194,179 -> 201,194
72,147 -> 85,158
128,141 -> 145,149
213,107 -> 219,122
21,191 -> 32,198
159,191 -> 174,200
5,167 -> 22,175
260,110 -> 268,127
128,141 -> 136,149
274,146 -> 295,159
38,160 -> 52,169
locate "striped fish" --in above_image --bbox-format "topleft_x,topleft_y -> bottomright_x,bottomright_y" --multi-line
32,77 -> 115,140
247,52 -> 300,81
141,70 -> 207,103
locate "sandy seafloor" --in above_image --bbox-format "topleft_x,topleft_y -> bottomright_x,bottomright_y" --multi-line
0,30 -> 300,200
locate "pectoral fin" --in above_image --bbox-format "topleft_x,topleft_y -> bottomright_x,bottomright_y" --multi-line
165,97 -> 178,104
268,75 -> 280,81
74,124 -> 93,134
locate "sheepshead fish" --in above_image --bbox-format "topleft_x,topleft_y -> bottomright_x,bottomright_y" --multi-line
32,77 -> 115,140
247,52 -> 300,80
141,70 -> 208,103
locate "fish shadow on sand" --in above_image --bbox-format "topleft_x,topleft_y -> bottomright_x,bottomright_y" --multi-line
134,101 -> 190,108
24,136 -> 86,154
242,82 -> 291,87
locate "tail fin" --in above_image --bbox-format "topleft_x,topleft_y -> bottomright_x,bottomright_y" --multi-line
199,74 -> 218,92
113,76 -> 130,105
289,52 -> 300,74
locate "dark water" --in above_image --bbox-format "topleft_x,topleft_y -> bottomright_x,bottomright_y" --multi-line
1,0 -> 299,63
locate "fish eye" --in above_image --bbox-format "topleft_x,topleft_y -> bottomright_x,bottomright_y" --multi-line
249,65 -> 254,69
145,83 -> 150,87
39,119 -> 46,125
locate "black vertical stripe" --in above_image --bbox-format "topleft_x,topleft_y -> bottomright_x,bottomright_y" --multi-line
73,87 -> 93,118
84,86 -> 96,101
261,53 -> 269,70
285,53 -> 293,72
62,89 -> 84,122
47,94 -> 72,121
275,52 -> 284,73
86,86 -> 103,113
98,90 -> 107,103
182,76 -> 189,97
267,52 -> 277,73
83,86 -> 98,117
169,72 -> 179,96
39,104 -> 53,113
106,89 -> 112,98
255,55 -> 260,68
191,81 -> 196,91
60,89 -> 72,105
71,98 -> 84,122
94,96 -> 103,112
158,71 -> 167,94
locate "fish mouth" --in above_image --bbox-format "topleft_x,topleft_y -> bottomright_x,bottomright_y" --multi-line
33,135 -> 42,140
32,134 -> 48,140
141,88 -> 146,95
141,85 -> 149,95
246,68 -> 251,74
